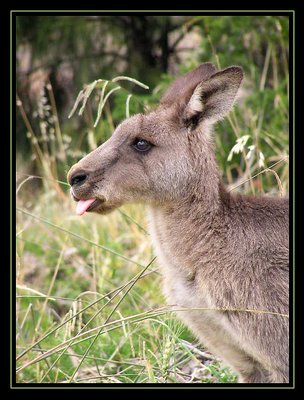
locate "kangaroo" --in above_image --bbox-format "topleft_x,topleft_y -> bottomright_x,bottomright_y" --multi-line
67,63 -> 289,383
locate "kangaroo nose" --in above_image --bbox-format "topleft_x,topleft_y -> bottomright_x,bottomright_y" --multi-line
68,171 -> 88,187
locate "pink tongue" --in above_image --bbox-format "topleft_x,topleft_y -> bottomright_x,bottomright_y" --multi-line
76,198 -> 96,216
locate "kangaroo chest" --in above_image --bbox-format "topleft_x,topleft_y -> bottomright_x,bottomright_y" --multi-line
148,207 -> 214,309
147,207 -> 247,354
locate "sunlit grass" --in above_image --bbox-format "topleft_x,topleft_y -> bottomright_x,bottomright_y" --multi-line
17,183 -> 230,383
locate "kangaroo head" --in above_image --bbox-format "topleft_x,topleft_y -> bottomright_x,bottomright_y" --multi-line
67,63 -> 243,215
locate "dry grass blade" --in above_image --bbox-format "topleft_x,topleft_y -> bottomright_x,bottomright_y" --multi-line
126,94 -> 132,118
16,303 -> 33,341
46,79 -> 66,162
16,207 -> 145,268
79,80 -> 99,116
16,302 -> 287,375
33,247 -> 64,340
16,176 -> 35,195
16,307 -> 169,373
16,173 -> 70,187
112,76 -> 149,89
118,209 -> 149,235
68,89 -> 85,119
229,157 -> 288,192
16,285 -> 56,301
16,266 -> 158,363
93,80 -> 109,127
264,168 -> 285,196
67,75 -> 149,130
67,256 -> 156,382
39,266 -> 153,382
172,306 -> 289,318
94,85 -> 120,127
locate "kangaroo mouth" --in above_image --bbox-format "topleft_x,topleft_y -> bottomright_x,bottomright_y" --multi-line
75,198 -> 102,215
70,191 -> 103,215
71,190 -> 118,216
73,198 -> 102,215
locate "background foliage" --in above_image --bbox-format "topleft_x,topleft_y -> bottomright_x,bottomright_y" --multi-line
16,14 -> 289,384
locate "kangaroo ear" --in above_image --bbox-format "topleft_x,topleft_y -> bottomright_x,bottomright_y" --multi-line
183,66 -> 244,126
160,63 -> 217,106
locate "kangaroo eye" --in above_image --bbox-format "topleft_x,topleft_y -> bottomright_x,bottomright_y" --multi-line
132,138 -> 152,152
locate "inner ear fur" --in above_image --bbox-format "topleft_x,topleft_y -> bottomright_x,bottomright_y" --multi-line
183,66 -> 244,126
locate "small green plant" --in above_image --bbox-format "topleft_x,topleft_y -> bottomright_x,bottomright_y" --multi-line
203,363 -> 238,383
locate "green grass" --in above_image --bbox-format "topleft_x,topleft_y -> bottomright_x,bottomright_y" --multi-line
17,188 -> 239,384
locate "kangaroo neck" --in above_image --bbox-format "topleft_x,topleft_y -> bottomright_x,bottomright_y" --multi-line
151,186 -> 225,228
151,159 -> 225,222
147,182 -> 232,285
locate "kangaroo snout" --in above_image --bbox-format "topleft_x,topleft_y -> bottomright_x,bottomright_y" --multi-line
68,170 -> 88,187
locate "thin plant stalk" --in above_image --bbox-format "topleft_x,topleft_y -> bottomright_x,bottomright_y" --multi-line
16,207 -> 147,268
229,157 -> 288,192
46,79 -> 67,163
32,246 -> 64,342
94,85 -> 120,127
16,266 -> 157,362
67,256 -> 156,382
39,272 -> 139,382
16,304 -> 287,374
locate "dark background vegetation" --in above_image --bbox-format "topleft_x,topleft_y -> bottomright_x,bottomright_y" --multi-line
16,15 -> 289,186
